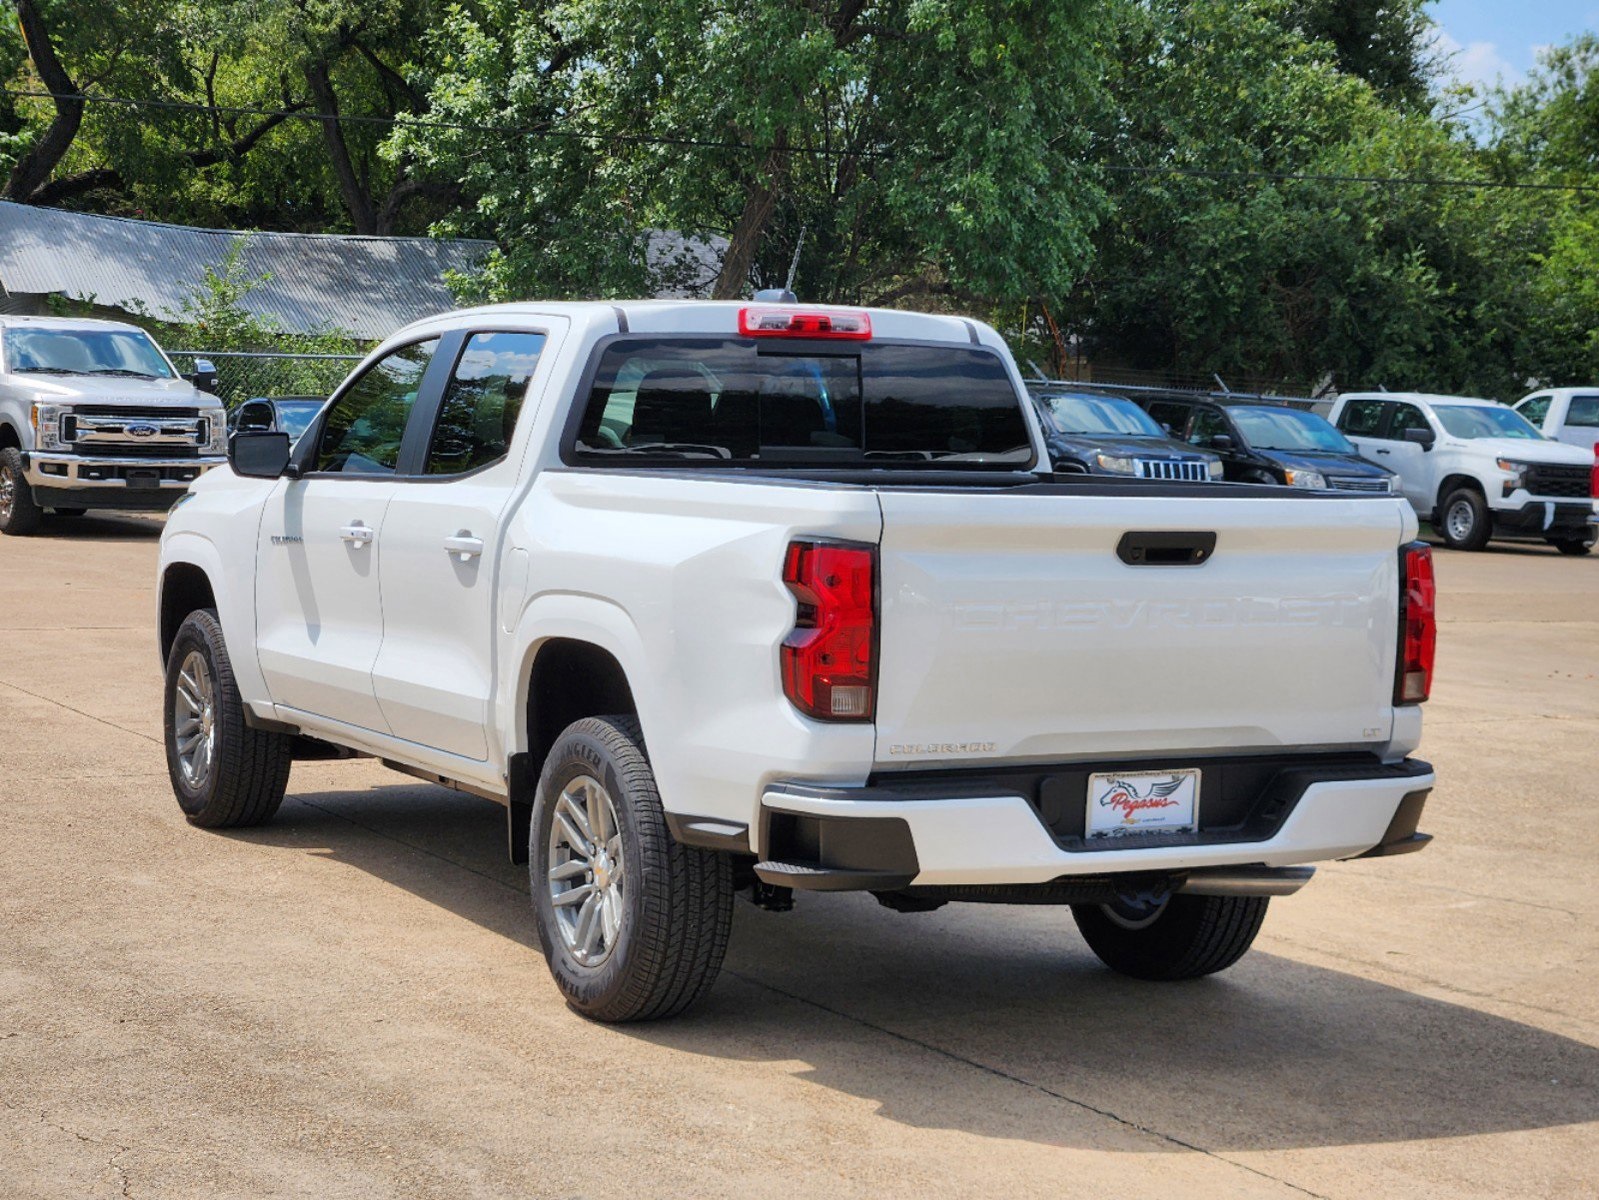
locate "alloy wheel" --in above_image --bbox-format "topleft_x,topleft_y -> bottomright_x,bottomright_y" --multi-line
1446,499 -> 1476,543
547,774 -> 627,967
172,650 -> 217,789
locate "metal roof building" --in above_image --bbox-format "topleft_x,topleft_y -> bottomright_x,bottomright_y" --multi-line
0,201 -> 491,339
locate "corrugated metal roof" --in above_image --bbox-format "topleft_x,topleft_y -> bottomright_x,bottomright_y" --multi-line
0,201 -> 491,339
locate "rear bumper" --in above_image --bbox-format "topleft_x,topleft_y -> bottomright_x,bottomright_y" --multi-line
757,757 -> 1433,890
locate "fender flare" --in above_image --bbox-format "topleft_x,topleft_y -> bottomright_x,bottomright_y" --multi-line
500,591 -> 658,760
158,532 -> 269,704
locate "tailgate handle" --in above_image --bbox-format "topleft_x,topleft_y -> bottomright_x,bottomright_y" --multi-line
1117,530 -> 1217,566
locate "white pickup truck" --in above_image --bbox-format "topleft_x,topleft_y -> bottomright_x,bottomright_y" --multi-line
157,301 -> 1437,1021
0,317 -> 227,535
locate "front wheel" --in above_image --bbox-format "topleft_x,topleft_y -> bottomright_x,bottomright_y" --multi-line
1439,487 -> 1492,551
530,716 -> 733,1022
0,446 -> 42,536
163,609 -> 293,828
1072,893 -> 1268,980
1548,536 -> 1592,557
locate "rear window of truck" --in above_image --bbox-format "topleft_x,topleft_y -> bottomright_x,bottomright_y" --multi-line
569,338 -> 1034,469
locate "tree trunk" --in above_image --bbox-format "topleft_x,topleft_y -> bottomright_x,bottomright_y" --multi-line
5,0 -> 83,202
712,134 -> 789,300
305,59 -> 378,235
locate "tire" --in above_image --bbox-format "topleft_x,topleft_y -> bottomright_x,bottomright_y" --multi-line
1072,893 -> 1268,981
0,446 -> 43,536
1548,537 -> 1592,557
530,716 -> 734,1022
163,609 -> 292,828
1438,486 -> 1492,551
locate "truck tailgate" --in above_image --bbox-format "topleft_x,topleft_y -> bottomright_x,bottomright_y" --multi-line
873,489 -> 1410,767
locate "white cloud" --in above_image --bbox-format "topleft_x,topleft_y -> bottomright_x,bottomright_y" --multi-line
1433,29 -> 1522,91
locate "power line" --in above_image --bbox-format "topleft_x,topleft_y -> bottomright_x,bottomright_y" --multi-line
9,87 -> 1599,195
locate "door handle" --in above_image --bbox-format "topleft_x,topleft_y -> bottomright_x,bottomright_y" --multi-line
443,532 -> 484,559
340,522 -> 375,545
1374,448 -> 1391,455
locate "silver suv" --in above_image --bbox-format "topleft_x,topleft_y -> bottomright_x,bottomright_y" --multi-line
0,317 -> 227,535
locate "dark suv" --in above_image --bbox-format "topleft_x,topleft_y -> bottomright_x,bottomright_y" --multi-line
1030,390 -> 1222,480
1133,394 -> 1398,492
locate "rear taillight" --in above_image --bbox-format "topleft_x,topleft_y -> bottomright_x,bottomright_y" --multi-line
1590,442 -> 1598,499
739,306 -> 872,340
1397,542 -> 1436,704
781,540 -> 876,721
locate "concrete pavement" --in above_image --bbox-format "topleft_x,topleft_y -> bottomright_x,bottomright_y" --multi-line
1,512 -> 1594,1198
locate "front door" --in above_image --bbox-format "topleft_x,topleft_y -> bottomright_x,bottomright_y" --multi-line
255,338 -> 442,732
372,328 -> 554,759
1383,401 -> 1440,513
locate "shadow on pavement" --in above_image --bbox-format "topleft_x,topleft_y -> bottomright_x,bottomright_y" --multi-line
237,782 -> 1599,1153
35,511 -> 165,540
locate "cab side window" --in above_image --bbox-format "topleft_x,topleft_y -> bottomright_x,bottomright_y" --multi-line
1337,399 -> 1387,436
425,332 -> 547,476
314,339 -> 439,475
1389,403 -> 1431,439
1145,402 -> 1190,436
1188,408 -> 1229,447
1517,394 -> 1552,425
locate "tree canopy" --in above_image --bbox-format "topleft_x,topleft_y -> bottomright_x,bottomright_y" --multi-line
2,0 -> 1598,395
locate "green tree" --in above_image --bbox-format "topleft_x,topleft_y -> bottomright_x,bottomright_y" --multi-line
398,0 -> 1109,309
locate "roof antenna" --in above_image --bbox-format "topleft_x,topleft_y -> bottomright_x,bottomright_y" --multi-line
1212,373 -> 1232,395
753,226 -> 806,305
1026,358 -> 1051,382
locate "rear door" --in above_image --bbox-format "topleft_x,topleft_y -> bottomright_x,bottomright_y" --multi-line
872,488 -> 1406,767
371,327 -> 557,759
254,338 -> 442,732
1335,397 -> 1390,464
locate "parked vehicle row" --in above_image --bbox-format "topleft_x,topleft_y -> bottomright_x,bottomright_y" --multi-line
157,299 -> 1439,1022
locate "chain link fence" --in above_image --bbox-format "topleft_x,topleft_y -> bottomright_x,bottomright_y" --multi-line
168,351 -> 365,411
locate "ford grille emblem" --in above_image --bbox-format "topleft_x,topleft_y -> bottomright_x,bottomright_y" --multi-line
126,423 -> 159,439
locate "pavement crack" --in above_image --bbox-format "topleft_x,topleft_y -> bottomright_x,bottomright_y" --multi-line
723,971 -> 1329,1198
0,677 -> 158,745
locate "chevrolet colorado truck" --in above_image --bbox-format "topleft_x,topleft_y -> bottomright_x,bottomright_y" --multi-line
0,317 -> 227,535
156,301 -> 1438,1022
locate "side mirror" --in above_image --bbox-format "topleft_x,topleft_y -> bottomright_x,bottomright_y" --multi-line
184,358 -> 219,394
1209,434 -> 1235,451
1402,426 -> 1436,450
229,431 -> 292,479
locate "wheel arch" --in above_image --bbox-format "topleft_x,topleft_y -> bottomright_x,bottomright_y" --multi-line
1436,473 -> 1485,513
0,420 -> 21,451
158,560 -> 218,665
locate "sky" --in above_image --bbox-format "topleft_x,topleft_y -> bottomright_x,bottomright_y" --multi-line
1430,0 -> 1597,90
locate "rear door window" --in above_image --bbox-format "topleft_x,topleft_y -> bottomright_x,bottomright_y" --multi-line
570,338 -> 1031,467
1567,395 -> 1599,428
424,331 -> 547,475
1144,401 -> 1191,436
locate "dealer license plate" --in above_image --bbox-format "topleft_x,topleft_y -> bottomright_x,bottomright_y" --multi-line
1086,768 -> 1201,839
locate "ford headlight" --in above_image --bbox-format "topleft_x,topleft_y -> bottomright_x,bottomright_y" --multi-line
1094,452 -> 1138,475
31,402 -> 68,451
1495,458 -> 1528,490
1207,459 -> 1225,480
203,410 -> 229,454
1283,468 -> 1326,489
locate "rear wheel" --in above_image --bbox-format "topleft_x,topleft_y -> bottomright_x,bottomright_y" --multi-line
0,447 -> 42,536
1439,486 -> 1491,551
1072,893 -> 1268,980
163,609 -> 293,827
530,716 -> 734,1022
1547,536 -> 1592,557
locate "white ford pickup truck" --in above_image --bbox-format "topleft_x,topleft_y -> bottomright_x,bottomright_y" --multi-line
0,316 -> 227,535
156,300 -> 1437,1021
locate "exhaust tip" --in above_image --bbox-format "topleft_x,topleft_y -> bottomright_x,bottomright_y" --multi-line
1178,865 -> 1315,898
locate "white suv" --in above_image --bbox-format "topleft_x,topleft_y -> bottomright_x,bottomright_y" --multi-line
1515,388 -> 1599,452
1329,392 -> 1596,555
